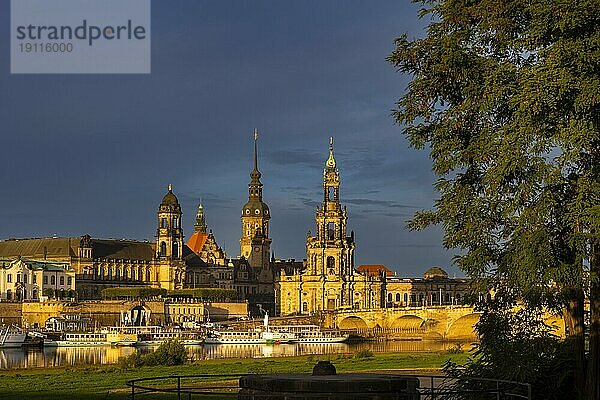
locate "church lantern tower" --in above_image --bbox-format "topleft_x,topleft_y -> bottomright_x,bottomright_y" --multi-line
305,137 -> 356,309
156,184 -> 184,260
240,129 -> 272,271
194,201 -> 208,234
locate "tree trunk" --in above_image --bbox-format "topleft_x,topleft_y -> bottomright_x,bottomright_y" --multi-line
564,287 -> 586,400
586,242 -> 600,400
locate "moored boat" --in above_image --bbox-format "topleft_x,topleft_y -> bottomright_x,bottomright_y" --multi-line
204,313 -> 295,345
43,332 -> 109,347
275,325 -> 349,343
0,325 -> 27,348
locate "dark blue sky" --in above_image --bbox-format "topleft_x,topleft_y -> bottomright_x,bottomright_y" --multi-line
0,1 -> 460,277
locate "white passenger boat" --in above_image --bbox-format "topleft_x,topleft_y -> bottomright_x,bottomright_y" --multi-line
204,329 -> 295,345
0,325 -> 27,348
43,332 -> 109,347
204,313 -> 295,345
276,325 -> 349,343
134,330 -> 203,346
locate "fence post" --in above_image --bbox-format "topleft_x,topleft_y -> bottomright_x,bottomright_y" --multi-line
178,376 -> 181,400
131,381 -> 135,400
496,380 -> 499,400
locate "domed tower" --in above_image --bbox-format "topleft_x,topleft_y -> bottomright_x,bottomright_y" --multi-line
156,184 -> 183,260
240,129 -> 272,270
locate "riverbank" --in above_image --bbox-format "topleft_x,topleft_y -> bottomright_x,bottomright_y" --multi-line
0,351 -> 470,400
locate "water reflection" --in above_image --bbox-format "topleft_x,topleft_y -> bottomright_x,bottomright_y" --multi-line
0,340 -> 459,369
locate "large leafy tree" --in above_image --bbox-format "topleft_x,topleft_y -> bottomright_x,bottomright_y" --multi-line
388,0 -> 599,398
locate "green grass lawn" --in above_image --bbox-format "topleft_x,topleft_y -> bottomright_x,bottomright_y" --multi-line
0,352 -> 470,400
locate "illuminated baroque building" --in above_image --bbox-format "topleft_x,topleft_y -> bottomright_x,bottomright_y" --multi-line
274,139 -> 470,316
275,138 -> 383,314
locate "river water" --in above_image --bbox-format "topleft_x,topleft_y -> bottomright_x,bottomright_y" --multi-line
0,341 -> 460,369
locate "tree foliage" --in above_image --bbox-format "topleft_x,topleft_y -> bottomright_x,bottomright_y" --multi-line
101,287 -> 167,299
444,307 -> 574,399
388,0 -> 599,398
166,288 -> 238,301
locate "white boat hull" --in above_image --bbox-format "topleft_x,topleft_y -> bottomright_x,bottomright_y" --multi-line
43,339 -> 110,347
295,336 -> 349,343
135,339 -> 203,346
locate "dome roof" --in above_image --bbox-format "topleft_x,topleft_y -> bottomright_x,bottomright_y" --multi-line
242,199 -> 270,217
424,266 -> 448,279
160,185 -> 180,208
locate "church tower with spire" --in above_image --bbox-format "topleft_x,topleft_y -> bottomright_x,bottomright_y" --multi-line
276,137 -> 356,315
240,129 -> 272,272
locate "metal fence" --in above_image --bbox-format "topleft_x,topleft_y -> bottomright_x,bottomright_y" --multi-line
126,373 -> 531,400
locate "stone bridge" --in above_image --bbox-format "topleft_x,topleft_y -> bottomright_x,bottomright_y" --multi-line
324,306 -> 565,341
325,306 -> 482,341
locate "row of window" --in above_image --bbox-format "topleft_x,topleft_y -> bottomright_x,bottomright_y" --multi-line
386,292 -> 463,304
5,288 -> 39,300
5,274 -> 71,286
95,267 -> 151,281
160,217 -> 180,228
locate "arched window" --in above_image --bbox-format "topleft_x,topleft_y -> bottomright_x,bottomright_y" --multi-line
123,268 -> 128,280
327,223 -> 335,240
32,289 -> 38,300
172,242 -> 179,258
326,256 -> 335,271
146,269 -> 151,282
387,293 -> 392,302
173,217 -> 179,228
328,186 -> 334,200
130,268 -> 136,280
107,267 -> 112,279
302,302 -> 308,312
51,275 -> 56,285
404,293 -> 408,303
396,293 -> 401,302
445,293 -> 450,303
160,242 -> 167,256
6,289 -> 12,300
115,267 -> 120,279
138,267 -> 143,281
161,218 -> 167,228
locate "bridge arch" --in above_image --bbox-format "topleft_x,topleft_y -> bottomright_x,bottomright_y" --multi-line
338,316 -> 368,329
446,313 -> 480,340
390,315 -> 424,329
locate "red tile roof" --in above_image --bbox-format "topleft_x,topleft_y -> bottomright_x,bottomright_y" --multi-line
186,232 -> 208,255
357,264 -> 393,277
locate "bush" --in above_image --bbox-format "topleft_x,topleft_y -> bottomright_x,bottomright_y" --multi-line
443,307 -> 575,400
354,349 -> 374,359
120,339 -> 187,368
446,343 -> 464,354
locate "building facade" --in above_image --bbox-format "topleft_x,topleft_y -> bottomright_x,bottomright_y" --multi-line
0,259 -> 75,301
